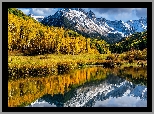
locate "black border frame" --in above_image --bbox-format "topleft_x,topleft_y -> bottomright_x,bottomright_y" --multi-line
2,2 -> 152,112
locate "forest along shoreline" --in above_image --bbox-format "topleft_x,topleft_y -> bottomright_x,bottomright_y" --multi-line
8,8 -> 147,80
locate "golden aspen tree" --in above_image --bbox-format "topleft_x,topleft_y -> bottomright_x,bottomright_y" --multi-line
86,38 -> 91,53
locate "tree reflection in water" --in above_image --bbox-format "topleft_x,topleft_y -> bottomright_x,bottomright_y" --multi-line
8,66 -> 147,107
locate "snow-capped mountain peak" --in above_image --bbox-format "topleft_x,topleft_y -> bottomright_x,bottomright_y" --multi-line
41,8 -> 147,43
87,10 -> 96,19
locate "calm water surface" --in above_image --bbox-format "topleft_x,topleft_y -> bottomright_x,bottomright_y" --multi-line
8,66 -> 147,107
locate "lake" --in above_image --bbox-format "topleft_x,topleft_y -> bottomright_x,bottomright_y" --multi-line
8,66 -> 147,107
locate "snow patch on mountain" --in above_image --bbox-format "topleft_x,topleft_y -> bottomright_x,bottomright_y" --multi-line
63,80 -> 147,107
41,8 -> 147,43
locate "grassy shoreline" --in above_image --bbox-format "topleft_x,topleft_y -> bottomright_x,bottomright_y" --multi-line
8,52 -> 147,80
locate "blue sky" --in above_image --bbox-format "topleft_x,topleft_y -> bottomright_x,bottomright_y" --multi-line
17,8 -> 147,22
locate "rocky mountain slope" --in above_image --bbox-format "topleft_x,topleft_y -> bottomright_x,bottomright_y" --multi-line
41,8 -> 147,43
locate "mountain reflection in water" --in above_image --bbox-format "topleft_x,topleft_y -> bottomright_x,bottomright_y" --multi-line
8,66 -> 147,107
26,70 -> 147,107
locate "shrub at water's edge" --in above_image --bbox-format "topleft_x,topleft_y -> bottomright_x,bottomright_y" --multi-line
8,52 -> 147,80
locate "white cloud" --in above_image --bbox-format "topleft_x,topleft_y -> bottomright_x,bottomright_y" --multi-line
135,8 -> 147,18
31,8 -> 45,15
17,8 -> 58,17
95,12 -> 110,19
18,8 -> 30,15
29,8 -> 58,16
114,12 -> 138,22
93,8 -> 135,14
94,96 -> 147,107
26,100 -> 57,107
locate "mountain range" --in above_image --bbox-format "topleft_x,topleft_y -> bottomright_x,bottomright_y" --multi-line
40,8 -> 147,43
